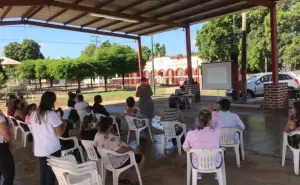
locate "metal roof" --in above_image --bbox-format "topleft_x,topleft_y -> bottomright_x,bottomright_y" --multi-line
0,0 -> 284,39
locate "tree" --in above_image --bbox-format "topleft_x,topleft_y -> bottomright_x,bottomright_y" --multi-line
176,54 -> 184,58
4,42 -> 21,61
48,59 -> 73,90
154,43 -> 167,57
160,44 -> 166,56
35,59 -> 55,91
0,58 -> 6,89
81,44 -> 97,57
4,39 -> 44,62
100,40 -> 112,48
142,46 -> 151,63
17,60 -> 36,89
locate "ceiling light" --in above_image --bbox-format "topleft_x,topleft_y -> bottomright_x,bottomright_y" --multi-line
90,13 -> 139,23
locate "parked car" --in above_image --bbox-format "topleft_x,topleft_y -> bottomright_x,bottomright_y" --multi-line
225,72 -> 300,98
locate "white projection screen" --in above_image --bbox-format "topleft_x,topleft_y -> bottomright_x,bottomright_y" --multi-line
201,62 -> 232,90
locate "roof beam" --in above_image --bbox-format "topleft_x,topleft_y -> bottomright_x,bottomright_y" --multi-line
0,0 -> 53,6
244,0 -> 274,7
64,0 -> 115,25
95,0 -> 148,29
22,6 -> 38,19
51,1 -> 184,27
116,0 -> 212,33
0,20 -> 138,40
26,6 -> 44,19
111,0 -> 182,31
126,24 -> 154,34
139,26 -> 171,36
46,0 -> 84,22
0,6 -> 12,21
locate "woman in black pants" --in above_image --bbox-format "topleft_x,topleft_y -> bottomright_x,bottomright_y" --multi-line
0,110 -> 15,185
30,92 -> 66,185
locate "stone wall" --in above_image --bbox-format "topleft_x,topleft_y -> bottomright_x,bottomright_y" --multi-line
264,83 -> 288,110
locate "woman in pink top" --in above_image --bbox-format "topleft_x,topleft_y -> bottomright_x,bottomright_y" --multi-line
183,110 -> 222,178
24,104 -> 37,124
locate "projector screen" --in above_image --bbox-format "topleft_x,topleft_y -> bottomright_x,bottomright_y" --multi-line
201,62 -> 232,90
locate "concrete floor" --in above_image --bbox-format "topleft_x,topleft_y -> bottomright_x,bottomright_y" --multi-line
11,97 -> 300,185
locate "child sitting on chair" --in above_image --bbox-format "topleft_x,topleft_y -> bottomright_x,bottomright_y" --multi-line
183,110 -> 222,179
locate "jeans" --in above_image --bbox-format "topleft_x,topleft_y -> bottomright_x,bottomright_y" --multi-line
0,143 -> 15,185
39,150 -> 61,185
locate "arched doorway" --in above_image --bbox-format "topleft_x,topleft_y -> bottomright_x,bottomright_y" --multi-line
157,70 -> 165,85
166,69 -> 174,85
176,68 -> 185,85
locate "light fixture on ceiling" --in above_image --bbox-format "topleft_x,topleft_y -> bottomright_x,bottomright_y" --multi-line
90,13 -> 139,23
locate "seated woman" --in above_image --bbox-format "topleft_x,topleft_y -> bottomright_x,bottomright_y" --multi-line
217,99 -> 245,143
160,97 -> 185,146
124,97 -> 139,116
93,95 -> 121,132
13,99 -> 30,132
94,117 -> 144,185
183,110 -> 222,179
80,115 -> 97,141
285,101 -> 300,149
67,92 -> 76,108
68,100 -> 80,124
25,103 -> 37,125
7,94 -> 17,116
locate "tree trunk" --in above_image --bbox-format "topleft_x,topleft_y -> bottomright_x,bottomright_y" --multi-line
49,79 -> 53,88
104,76 -> 107,92
122,73 -> 125,90
90,78 -> 93,88
77,80 -> 81,90
39,78 -> 42,92
65,80 -> 67,91
34,79 -> 37,91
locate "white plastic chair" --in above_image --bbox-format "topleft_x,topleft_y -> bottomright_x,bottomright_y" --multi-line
282,131 -> 300,175
47,155 -> 102,185
16,120 -> 31,147
7,116 -> 20,140
77,111 -> 90,131
94,114 -> 120,136
81,140 -> 103,176
219,128 -> 244,167
27,124 -> 34,152
59,137 -> 85,162
186,148 -> 226,185
160,121 -> 186,155
125,116 -> 153,146
97,148 -> 143,185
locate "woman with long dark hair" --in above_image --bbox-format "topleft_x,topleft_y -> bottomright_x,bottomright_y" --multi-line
30,91 -> 66,185
285,101 -> 300,148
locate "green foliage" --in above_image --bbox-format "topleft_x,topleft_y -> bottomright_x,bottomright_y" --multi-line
100,40 -> 112,48
195,0 -> 300,72
4,39 -> 44,62
154,43 -> 166,57
4,67 -> 17,79
17,60 -> 36,79
81,44 -> 97,57
0,73 -> 6,89
142,46 -> 151,62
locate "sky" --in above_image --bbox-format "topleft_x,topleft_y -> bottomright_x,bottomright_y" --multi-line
0,23 -> 204,59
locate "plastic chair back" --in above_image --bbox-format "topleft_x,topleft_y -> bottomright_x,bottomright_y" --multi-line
78,111 -> 89,122
160,121 -> 180,137
16,120 -> 27,133
125,115 -> 136,129
7,116 -> 18,126
220,128 -> 240,146
81,140 -> 98,161
188,148 -> 222,172
97,147 -> 117,170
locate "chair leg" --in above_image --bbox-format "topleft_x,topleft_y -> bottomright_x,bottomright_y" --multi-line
191,170 -> 198,185
148,126 -> 153,142
14,127 -> 18,140
78,147 -> 85,162
240,140 -> 245,160
23,133 -> 28,148
112,172 -> 119,185
234,145 -> 241,168
136,130 -> 140,146
293,151 -> 300,175
102,167 -> 106,185
162,136 -> 165,155
282,141 -> 287,166
216,169 -> 224,185
176,137 -> 182,156
127,129 -> 130,143
135,164 -> 143,185
187,158 -> 192,185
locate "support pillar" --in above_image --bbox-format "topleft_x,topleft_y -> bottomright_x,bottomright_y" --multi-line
241,12 -> 247,102
264,4 -> 288,110
137,37 -> 143,79
185,25 -> 193,83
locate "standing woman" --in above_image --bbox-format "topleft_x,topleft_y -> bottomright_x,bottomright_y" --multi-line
30,91 -> 66,185
0,109 -> 15,185
136,78 -> 154,122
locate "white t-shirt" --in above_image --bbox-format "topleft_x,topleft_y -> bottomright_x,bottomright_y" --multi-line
75,101 -> 89,112
30,110 -> 62,157
94,133 -> 129,168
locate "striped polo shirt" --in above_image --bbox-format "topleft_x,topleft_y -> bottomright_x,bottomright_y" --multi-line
162,108 -> 182,121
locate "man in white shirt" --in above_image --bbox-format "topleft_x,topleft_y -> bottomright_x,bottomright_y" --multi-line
74,94 -> 89,112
